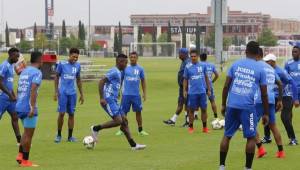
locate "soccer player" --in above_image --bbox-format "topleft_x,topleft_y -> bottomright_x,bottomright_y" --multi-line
219,41 -> 269,170
183,49 -> 211,133
15,52 -> 43,167
255,50 -> 285,158
281,45 -> 300,145
54,48 -> 84,143
163,48 -> 190,126
0,47 -> 21,144
115,51 -> 149,136
200,53 -> 219,119
261,54 -> 299,145
90,54 -> 146,150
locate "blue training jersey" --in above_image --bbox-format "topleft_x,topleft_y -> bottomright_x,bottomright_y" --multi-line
178,57 -> 191,86
56,61 -> 81,95
122,64 -> 145,96
16,66 -> 42,115
285,59 -> 300,93
0,60 -> 14,100
202,61 -> 217,86
227,58 -> 267,109
183,61 -> 207,95
255,61 -> 279,104
274,66 -> 298,100
104,67 -> 122,100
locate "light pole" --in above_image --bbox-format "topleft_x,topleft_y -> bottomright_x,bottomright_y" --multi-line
88,0 -> 91,56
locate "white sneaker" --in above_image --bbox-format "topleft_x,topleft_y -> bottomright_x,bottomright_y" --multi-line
131,144 -> 146,150
90,126 -> 99,142
219,165 -> 225,170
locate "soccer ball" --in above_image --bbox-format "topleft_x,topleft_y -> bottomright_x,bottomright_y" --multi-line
83,136 -> 95,149
219,119 -> 225,127
211,118 -> 222,130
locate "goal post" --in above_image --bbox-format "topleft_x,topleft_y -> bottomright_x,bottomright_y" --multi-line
130,42 -> 177,57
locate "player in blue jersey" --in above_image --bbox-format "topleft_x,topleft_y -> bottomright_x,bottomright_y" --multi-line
282,46 -> 300,145
15,52 -> 43,167
261,54 -> 299,145
183,49 -> 211,134
219,41 -> 269,170
54,48 -> 84,143
163,48 -> 191,126
90,54 -> 146,150
0,48 -> 21,144
254,50 -> 285,158
200,53 -> 219,119
115,52 -> 149,136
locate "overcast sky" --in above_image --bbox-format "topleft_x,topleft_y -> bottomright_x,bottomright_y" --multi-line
1,0 -> 300,28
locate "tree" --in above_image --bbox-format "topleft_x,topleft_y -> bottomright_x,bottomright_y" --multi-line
81,23 -> 86,41
158,33 -> 168,56
78,20 -> 82,39
137,26 -> 143,56
257,28 -> 278,47
118,22 -> 123,54
113,32 -> 119,55
152,24 -> 157,56
195,21 -> 201,53
33,22 -> 37,39
181,19 -> 186,48
5,22 -> 10,47
62,20 -> 67,38
90,41 -> 101,51
223,37 -> 232,51
17,40 -> 32,53
205,28 -> 232,50
49,23 -> 54,39
34,33 -> 48,51
59,37 -> 71,54
20,30 -> 25,41
167,21 -> 172,56
142,33 -> 152,43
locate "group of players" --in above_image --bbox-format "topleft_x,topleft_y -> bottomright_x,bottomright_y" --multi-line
1,41 -> 300,168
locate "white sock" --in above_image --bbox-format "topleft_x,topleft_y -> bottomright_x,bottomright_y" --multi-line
194,111 -> 199,116
170,114 -> 178,122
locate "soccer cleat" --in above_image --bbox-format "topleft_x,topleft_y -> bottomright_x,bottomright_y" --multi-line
219,165 -> 225,170
67,137 -> 77,142
20,160 -> 39,167
261,137 -> 272,144
138,131 -> 149,136
182,122 -> 189,128
276,151 -> 285,158
90,126 -> 99,142
288,139 -> 298,146
202,127 -> 209,133
16,153 -> 23,164
131,144 -> 146,150
163,119 -> 175,126
188,127 -> 194,134
194,114 -> 199,120
257,146 -> 267,158
115,130 -> 123,136
54,135 -> 62,143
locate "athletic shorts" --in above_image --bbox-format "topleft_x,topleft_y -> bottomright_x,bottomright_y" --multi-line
57,93 -> 77,115
0,98 -> 15,119
224,106 -> 257,138
21,116 -> 38,128
101,98 -> 123,118
256,104 -> 276,124
121,95 -> 142,114
187,94 -> 207,110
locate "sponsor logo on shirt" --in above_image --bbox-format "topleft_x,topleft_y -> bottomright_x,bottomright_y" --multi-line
63,74 -> 75,80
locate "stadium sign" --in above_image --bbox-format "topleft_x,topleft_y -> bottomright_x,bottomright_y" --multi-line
171,26 -> 206,34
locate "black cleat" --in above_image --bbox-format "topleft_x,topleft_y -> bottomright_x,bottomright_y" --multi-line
181,122 -> 189,128
261,137 -> 272,144
194,115 -> 199,120
163,119 -> 175,126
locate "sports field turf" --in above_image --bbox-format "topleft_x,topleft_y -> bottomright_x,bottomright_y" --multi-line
0,55 -> 299,170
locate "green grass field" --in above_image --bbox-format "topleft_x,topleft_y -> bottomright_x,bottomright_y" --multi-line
0,55 -> 300,170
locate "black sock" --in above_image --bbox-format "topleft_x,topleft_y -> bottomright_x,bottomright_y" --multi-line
214,113 -> 218,118
189,123 -> 193,128
93,125 -> 102,132
128,139 -> 136,147
203,122 -> 207,128
220,151 -> 227,166
138,127 -> 143,132
16,135 -> 21,143
57,129 -> 62,137
256,142 -> 262,149
68,129 -> 73,138
245,152 -> 254,169
19,145 -> 23,153
278,145 -> 283,151
23,152 -> 29,160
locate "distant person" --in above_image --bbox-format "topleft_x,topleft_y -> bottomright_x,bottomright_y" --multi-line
0,47 -> 21,145
90,54 -> 146,150
200,53 -> 219,119
183,49 -> 211,134
115,52 -> 149,136
219,41 -> 269,170
54,48 -> 84,143
15,52 -> 43,167
163,48 -> 191,127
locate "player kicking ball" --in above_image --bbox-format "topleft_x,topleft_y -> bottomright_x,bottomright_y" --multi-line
54,48 -> 84,143
16,52 -> 43,167
183,49 -> 211,134
90,54 -> 146,150
115,51 -> 149,136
